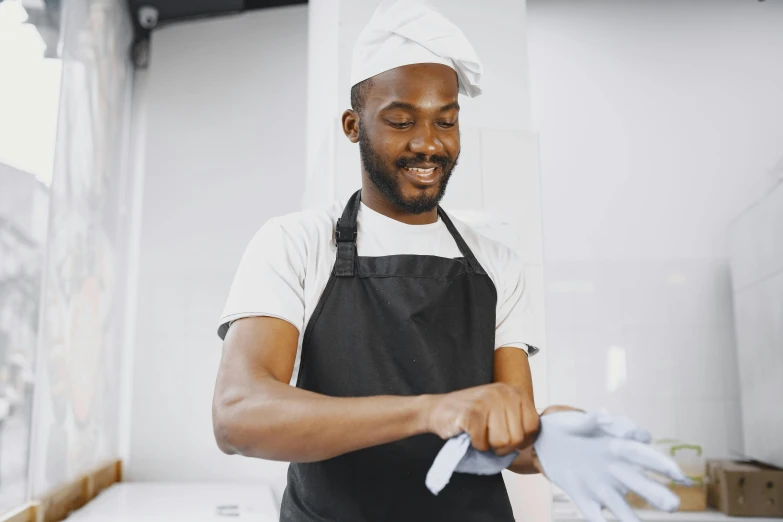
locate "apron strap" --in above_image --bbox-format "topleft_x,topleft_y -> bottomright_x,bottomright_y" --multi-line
438,207 -> 486,275
334,189 -> 486,276
334,189 -> 361,277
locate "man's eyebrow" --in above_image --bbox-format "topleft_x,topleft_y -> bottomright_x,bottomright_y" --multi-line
379,101 -> 461,112
379,101 -> 417,112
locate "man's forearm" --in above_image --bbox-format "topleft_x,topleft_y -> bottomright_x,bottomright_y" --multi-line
214,376 -> 434,462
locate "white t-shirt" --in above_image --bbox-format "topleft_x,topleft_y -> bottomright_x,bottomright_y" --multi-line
219,200 -> 540,386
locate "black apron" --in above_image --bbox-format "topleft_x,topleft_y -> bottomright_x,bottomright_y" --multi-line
279,190 -> 515,522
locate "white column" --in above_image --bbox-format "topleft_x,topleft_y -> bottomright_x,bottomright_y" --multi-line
304,2 -> 551,520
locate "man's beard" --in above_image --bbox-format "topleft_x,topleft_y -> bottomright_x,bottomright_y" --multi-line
358,129 -> 459,214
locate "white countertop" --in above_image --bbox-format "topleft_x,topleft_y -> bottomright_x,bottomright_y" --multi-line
63,482 -> 783,522
65,482 -> 282,521
554,498 -> 781,522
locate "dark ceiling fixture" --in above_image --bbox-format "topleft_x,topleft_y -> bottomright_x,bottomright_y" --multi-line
128,0 -> 307,68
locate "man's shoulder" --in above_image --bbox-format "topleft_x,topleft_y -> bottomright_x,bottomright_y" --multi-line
273,200 -> 342,228
447,211 -> 521,264
445,211 -> 524,290
262,200 -> 344,246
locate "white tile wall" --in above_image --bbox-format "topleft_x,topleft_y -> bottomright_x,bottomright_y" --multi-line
524,264 -> 548,405
526,3 -> 783,519
482,130 -> 544,267
544,260 -> 743,457
667,326 -> 737,401
674,399 -> 730,459
729,181 -> 783,468
732,268 -> 783,467
729,182 -> 783,292
547,326 -> 633,413
724,399 -> 745,457
439,127 -> 483,211
623,396 -> 679,443
621,326 -> 678,401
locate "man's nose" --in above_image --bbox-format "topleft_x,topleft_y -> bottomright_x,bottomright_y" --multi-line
408,123 -> 444,156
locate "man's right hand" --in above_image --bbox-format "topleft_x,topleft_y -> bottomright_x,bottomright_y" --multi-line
423,383 -> 540,456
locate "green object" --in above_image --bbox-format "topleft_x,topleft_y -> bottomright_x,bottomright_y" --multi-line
670,443 -> 702,457
668,443 -> 705,486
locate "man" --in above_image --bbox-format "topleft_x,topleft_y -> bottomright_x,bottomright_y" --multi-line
212,2 -> 685,521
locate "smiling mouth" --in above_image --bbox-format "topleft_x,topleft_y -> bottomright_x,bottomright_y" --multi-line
400,166 -> 441,186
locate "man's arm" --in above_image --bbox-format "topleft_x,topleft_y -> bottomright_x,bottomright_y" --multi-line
212,317 -> 544,463
492,347 -> 585,474
212,316 -> 434,462
492,347 -> 542,474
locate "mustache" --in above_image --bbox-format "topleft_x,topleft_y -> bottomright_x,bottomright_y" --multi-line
396,154 -> 451,170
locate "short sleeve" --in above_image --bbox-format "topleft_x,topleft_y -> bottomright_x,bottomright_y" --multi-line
494,250 -> 541,356
217,218 -> 306,340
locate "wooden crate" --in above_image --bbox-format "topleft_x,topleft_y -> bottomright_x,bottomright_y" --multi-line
626,483 -> 708,512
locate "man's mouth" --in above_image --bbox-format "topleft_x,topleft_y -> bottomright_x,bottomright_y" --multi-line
400,165 -> 441,186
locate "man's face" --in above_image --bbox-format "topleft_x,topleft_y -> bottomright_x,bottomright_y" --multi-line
356,63 -> 461,214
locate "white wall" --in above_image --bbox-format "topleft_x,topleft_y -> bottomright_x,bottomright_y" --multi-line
528,0 -> 783,458
128,6 -> 307,482
729,180 -> 783,468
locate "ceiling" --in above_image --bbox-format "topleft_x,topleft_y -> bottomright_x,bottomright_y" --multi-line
126,0 -> 306,32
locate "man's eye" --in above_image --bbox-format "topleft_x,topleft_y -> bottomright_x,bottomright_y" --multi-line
389,121 -> 413,128
438,122 -> 456,128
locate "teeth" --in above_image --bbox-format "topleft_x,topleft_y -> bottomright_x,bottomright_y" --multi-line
407,167 -> 435,173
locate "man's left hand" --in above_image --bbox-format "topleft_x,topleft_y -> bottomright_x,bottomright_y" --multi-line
534,410 -> 688,522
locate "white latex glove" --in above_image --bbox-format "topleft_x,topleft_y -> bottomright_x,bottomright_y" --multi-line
591,410 -> 653,443
426,432 -> 519,495
534,411 -> 691,522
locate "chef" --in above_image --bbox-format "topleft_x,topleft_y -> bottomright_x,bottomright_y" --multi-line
212,2 -> 687,521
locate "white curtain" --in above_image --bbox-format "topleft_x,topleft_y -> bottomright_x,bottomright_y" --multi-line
28,0 -> 135,498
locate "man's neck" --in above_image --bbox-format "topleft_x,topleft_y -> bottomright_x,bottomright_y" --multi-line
360,181 -> 439,225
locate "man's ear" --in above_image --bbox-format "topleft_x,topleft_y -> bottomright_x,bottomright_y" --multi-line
342,109 -> 360,143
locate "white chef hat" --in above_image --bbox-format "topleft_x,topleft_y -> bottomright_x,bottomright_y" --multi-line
350,0 -> 483,98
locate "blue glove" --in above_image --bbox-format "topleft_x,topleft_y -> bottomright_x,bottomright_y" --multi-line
534,411 -> 691,522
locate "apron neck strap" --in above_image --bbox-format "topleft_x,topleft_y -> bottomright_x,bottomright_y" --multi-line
334,189 -> 486,276
334,190 -> 361,277
437,207 -> 486,275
